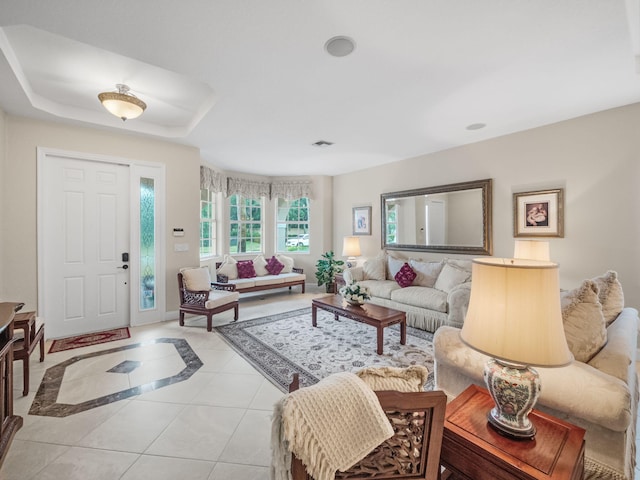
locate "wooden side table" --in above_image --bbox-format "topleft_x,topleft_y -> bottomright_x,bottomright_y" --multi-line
441,385 -> 585,480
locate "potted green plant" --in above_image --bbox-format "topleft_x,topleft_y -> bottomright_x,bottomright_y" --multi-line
315,250 -> 345,293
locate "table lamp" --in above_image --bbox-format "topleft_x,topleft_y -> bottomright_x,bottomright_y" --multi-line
460,258 -> 572,439
342,236 -> 361,268
513,239 -> 550,261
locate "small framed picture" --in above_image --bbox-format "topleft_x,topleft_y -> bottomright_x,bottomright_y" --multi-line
352,206 -> 372,236
513,188 -> 564,238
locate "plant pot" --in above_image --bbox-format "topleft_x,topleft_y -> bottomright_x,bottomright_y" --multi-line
325,283 -> 336,294
345,299 -> 364,306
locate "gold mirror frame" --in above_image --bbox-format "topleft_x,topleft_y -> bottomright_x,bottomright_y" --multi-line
381,178 -> 493,255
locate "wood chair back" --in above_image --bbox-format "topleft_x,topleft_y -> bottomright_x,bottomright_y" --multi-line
177,271 -> 238,331
288,373 -> 446,480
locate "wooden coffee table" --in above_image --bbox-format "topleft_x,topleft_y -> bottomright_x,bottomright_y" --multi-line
311,295 -> 406,354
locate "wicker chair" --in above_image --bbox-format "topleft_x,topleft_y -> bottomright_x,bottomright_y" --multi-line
177,269 -> 239,331
288,374 -> 447,480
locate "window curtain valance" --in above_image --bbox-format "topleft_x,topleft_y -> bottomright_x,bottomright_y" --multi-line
201,168 -> 313,200
270,180 -> 313,200
200,166 -> 227,196
227,177 -> 271,198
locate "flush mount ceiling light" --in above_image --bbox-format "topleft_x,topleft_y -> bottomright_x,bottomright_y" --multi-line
466,123 -> 486,131
324,36 -> 356,57
98,84 -> 147,121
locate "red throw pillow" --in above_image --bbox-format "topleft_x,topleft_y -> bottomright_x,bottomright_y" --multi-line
395,262 -> 416,288
237,259 -> 257,279
266,256 -> 285,275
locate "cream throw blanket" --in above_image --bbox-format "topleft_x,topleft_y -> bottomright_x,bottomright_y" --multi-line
271,372 -> 394,480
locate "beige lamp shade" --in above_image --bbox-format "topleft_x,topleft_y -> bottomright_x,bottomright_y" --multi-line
513,240 -> 550,261
342,236 -> 362,257
460,258 -> 572,367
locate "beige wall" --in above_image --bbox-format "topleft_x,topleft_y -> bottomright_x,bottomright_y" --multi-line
333,103 -> 640,309
1,115 -> 201,314
5,102 -> 639,317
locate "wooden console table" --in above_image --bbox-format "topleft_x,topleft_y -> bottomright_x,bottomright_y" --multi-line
441,385 -> 585,480
0,302 -> 24,469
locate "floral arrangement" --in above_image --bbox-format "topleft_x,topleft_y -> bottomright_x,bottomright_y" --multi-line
339,281 -> 371,305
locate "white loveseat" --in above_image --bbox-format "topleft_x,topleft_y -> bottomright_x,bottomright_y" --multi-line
434,271 -> 637,480
342,252 -> 473,333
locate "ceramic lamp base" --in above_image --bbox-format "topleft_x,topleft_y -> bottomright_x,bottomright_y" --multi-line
483,358 -> 541,440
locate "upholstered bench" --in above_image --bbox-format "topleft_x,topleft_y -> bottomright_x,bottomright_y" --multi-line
213,254 -> 305,294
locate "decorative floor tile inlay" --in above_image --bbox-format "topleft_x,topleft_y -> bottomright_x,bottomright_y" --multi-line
107,360 -> 142,374
30,338 -> 203,417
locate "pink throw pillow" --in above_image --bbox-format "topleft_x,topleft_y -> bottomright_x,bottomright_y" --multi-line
237,260 -> 257,279
395,262 -> 416,288
266,256 -> 284,275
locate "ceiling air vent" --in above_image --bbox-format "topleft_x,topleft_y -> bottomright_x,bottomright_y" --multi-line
312,140 -> 334,147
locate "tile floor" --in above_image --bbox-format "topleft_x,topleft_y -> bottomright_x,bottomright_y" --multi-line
2,288 -> 326,480
2,287 -> 639,479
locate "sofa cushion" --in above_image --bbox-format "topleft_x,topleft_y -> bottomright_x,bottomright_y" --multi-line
254,275 -> 285,287
561,279 -> 607,363
356,365 -> 429,392
343,267 -> 364,284
434,263 -> 470,293
276,254 -> 294,273
204,289 -> 240,309
358,280 -> 400,300
588,308 -> 636,382
391,286 -> 448,313
409,259 -> 443,288
591,270 -> 624,326
445,258 -> 473,273
395,262 -> 416,288
180,267 -> 211,291
266,256 -> 285,275
363,251 -> 386,280
387,255 -> 406,280
253,255 -> 269,276
217,255 -> 238,280
229,278 -> 257,290
237,259 -> 257,279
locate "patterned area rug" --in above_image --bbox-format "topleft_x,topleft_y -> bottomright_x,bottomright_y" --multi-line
215,307 -> 434,392
48,327 -> 131,353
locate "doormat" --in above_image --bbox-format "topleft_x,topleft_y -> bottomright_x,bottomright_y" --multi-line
48,327 -> 131,353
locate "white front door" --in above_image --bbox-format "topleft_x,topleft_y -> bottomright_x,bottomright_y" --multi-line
41,155 -> 130,338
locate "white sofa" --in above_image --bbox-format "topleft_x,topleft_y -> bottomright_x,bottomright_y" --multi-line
213,254 -> 306,294
434,272 -> 637,480
342,252 -> 473,333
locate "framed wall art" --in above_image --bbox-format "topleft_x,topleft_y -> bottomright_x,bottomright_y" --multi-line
513,188 -> 564,238
352,206 -> 372,235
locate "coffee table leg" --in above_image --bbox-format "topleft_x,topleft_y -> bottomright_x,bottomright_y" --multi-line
377,328 -> 384,355
400,318 -> 406,345
312,305 -> 318,327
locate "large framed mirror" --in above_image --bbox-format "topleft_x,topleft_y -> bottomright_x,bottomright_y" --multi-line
381,178 -> 492,255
